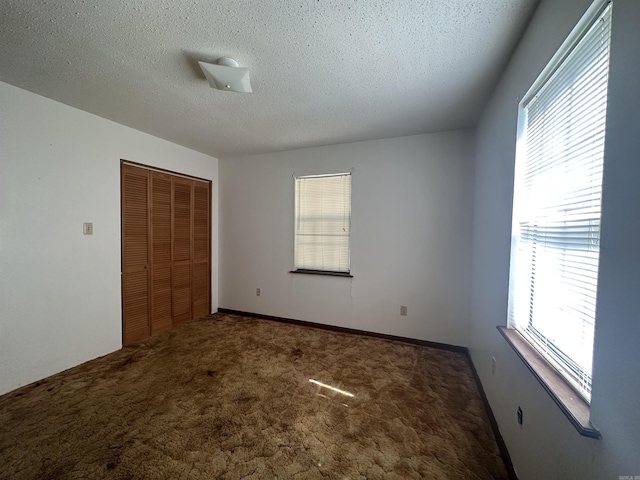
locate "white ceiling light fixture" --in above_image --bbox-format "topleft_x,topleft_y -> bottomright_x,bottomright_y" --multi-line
198,57 -> 252,93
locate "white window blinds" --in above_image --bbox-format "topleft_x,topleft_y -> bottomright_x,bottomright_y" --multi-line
294,173 -> 351,273
508,2 -> 612,401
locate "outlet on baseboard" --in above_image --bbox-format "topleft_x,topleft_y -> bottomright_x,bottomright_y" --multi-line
400,305 -> 407,316
256,288 -> 261,297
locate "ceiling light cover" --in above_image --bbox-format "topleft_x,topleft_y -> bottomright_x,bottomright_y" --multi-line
198,58 -> 252,93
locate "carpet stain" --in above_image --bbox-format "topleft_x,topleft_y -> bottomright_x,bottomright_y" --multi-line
0,313 -> 508,479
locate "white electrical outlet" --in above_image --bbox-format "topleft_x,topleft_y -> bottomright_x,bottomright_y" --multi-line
83,222 -> 93,235
256,288 -> 261,297
400,305 -> 407,316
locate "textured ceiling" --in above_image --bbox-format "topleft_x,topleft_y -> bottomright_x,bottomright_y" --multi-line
0,0 -> 538,158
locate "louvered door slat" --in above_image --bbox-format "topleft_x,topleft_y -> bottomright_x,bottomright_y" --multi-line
121,165 -> 150,345
192,261 -> 209,318
150,172 -> 173,334
191,182 -> 210,318
172,264 -> 191,323
172,178 -> 192,324
173,179 -> 192,262
123,169 -> 149,268
152,266 -> 172,334
152,173 -> 172,265
123,271 -> 149,339
193,183 -> 209,261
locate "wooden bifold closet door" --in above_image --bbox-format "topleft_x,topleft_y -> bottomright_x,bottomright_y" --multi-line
121,163 -> 211,346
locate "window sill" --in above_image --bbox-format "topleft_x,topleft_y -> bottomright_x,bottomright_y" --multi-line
289,269 -> 353,278
497,326 -> 600,439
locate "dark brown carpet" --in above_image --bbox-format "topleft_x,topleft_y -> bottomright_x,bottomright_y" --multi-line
0,313 -> 508,479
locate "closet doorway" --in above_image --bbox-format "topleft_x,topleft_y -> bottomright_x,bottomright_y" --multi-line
120,161 -> 211,346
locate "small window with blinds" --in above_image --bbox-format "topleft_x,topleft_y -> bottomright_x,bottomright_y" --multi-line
508,1 -> 612,402
294,173 -> 351,275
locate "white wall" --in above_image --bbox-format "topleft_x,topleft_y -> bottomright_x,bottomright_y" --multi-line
469,0 -> 640,478
0,82 -> 219,396
219,132 -> 474,347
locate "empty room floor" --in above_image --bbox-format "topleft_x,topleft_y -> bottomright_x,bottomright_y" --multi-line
0,313 -> 508,479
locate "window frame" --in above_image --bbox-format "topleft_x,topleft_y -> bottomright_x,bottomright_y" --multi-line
292,172 -> 353,277
503,0 -> 611,436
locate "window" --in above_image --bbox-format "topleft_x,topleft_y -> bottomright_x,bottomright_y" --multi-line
508,1 -> 612,402
294,173 -> 351,274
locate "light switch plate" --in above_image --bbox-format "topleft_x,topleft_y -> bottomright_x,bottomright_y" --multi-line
83,222 -> 93,235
